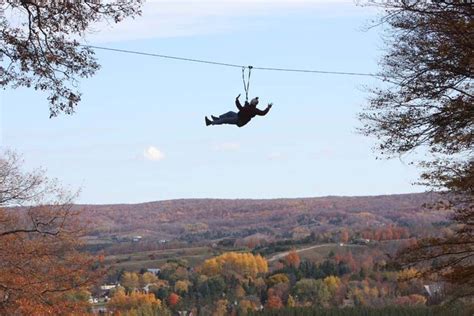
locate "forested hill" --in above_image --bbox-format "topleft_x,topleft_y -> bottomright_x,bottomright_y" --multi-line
77,192 -> 448,242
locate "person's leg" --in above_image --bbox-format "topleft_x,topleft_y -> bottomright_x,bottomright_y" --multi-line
212,112 -> 238,125
211,111 -> 235,121
219,111 -> 237,119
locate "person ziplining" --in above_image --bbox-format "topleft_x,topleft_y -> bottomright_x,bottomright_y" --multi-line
76,46 -> 384,128
79,46 -> 384,128
205,66 -> 273,127
205,94 -> 273,127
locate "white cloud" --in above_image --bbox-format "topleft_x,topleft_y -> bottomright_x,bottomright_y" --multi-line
213,142 -> 241,152
268,152 -> 286,161
4,0 -> 370,44
85,0 -> 365,43
143,146 -> 165,161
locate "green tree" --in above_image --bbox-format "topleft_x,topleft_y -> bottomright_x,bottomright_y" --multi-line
208,276 -> 227,297
292,279 -> 331,306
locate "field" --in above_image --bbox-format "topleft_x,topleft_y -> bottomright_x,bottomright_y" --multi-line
104,246 -> 217,271
103,242 -> 371,275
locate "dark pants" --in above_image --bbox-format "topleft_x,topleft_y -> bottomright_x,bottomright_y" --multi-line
212,111 -> 239,125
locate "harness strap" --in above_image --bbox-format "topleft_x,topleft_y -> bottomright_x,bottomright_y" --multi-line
242,66 -> 253,102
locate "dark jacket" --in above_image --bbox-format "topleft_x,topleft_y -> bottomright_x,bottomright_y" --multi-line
235,99 -> 271,127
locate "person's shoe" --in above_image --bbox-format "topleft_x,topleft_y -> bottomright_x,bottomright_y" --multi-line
205,116 -> 212,126
211,115 -> 219,120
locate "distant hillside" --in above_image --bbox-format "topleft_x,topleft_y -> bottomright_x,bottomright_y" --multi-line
78,192 -> 449,242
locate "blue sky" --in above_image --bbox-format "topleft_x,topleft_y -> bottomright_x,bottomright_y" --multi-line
1,0 -> 426,204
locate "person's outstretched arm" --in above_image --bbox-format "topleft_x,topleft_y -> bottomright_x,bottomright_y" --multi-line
256,103 -> 273,116
235,94 -> 243,110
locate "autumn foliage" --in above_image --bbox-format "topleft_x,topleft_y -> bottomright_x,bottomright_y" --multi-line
0,152 -> 101,315
360,0 -> 473,300
265,294 -> 283,310
107,287 -> 162,314
284,250 -> 301,268
167,293 -> 180,306
201,252 -> 268,278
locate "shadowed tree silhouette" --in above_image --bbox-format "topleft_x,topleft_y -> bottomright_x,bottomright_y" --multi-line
359,0 -> 473,300
1,0 -> 143,117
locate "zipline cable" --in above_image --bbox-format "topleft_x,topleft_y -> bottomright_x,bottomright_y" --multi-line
84,45 -> 243,68
83,44 -> 384,79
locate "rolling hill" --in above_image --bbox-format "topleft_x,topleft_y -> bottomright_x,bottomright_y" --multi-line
78,192 -> 449,243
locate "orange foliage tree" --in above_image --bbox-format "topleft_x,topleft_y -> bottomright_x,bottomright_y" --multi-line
283,250 -> 301,268
0,151 -> 101,315
340,229 -> 350,243
266,291 -> 283,310
168,292 -> 180,306
394,294 -> 427,306
201,252 -> 268,278
175,280 -> 192,294
107,287 -> 164,314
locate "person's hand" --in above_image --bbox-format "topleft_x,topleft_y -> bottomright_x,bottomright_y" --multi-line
268,103 -> 273,108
